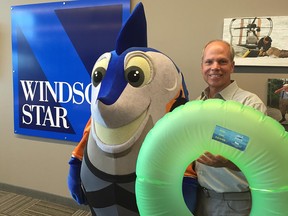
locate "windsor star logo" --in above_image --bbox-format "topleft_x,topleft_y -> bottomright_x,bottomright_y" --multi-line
11,2 -> 128,141
19,80 -> 91,131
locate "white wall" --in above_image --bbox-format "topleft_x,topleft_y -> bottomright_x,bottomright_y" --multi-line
0,0 -> 287,199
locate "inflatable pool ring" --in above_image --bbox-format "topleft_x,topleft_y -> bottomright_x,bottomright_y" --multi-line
135,99 -> 288,216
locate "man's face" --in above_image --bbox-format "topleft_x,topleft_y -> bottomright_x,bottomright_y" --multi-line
201,41 -> 235,92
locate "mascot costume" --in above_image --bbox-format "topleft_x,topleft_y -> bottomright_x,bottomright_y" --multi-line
67,3 -> 192,215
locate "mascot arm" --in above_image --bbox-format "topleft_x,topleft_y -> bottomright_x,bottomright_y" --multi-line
168,86 -> 198,213
184,163 -> 197,178
68,157 -> 87,205
72,117 -> 91,160
166,86 -> 197,178
166,86 -> 189,113
67,117 -> 91,205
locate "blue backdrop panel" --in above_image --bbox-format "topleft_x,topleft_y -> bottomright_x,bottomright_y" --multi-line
11,0 -> 130,142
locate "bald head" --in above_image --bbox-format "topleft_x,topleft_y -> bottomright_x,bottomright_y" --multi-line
202,40 -> 235,62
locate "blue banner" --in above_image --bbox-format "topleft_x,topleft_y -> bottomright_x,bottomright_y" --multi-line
11,0 -> 130,142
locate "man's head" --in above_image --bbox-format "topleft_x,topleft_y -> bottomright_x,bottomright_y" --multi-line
201,40 -> 235,97
201,40 -> 235,62
263,36 -> 272,44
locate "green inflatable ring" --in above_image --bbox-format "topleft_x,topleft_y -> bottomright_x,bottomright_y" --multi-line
136,99 -> 288,216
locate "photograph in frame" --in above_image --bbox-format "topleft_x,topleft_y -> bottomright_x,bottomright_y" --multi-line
223,16 -> 288,67
267,78 -> 288,131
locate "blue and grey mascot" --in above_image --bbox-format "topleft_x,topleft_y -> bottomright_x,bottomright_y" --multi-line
67,3 -> 189,215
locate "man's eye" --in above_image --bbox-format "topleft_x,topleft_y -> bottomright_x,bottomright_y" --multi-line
219,60 -> 228,65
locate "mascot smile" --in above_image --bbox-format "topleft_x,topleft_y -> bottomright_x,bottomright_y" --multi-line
67,3 -> 189,215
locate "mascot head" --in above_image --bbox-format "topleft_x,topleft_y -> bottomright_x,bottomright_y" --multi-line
90,2 -> 189,156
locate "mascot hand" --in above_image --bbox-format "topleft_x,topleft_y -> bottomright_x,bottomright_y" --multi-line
67,157 -> 87,205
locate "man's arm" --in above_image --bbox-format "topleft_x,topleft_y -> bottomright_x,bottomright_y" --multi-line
197,151 -> 240,171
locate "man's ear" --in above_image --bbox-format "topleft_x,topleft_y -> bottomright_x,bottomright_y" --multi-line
231,61 -> 235,72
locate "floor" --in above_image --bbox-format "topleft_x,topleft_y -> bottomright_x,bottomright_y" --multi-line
0,190 -> 92,216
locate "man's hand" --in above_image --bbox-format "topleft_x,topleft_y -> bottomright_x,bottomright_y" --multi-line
197,151 -> 240,171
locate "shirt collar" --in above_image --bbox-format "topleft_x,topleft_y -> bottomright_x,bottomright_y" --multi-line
201,81 -> 238,101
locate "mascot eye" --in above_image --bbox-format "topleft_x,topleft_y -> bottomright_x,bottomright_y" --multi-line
91,53 -> 111,87
124,56 -> 151,88
92,67 -> 106,87
125,66 -> 145,87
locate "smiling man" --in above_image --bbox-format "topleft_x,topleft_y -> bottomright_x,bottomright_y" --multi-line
201,40 -> 235,99
191,40 -> 267,216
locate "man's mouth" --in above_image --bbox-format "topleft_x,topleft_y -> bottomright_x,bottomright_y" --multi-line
209,74 -> 222,78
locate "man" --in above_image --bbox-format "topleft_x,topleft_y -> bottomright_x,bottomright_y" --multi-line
257,36 -> 272,56
193,40 -> 267,216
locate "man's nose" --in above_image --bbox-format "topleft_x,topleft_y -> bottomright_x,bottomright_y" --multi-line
211,62 -> 220,70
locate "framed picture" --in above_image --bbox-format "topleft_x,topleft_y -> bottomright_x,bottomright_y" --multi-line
223,16 -> 288,67
267,78 -> 288,131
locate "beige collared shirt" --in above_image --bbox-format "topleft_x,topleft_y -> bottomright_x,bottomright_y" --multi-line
196,81 -> 267,192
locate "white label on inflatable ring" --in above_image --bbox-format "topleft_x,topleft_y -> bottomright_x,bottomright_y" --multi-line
212,125 -> 249,151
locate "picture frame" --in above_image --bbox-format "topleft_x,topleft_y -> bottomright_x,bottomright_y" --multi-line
267,78 -> 288,131
223,16 -> 288,67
